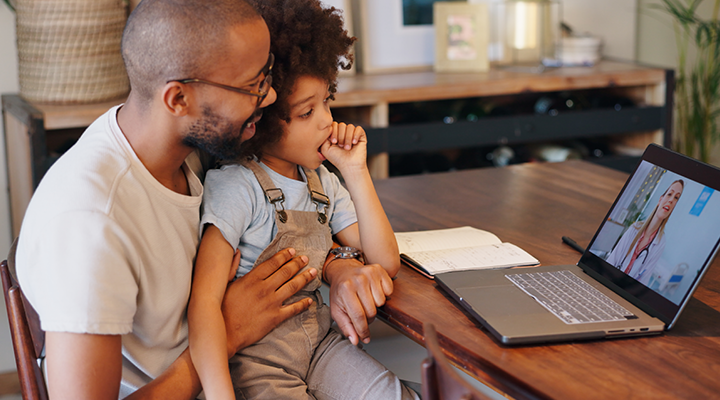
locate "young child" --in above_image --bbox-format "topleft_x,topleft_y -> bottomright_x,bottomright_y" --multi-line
188,1 -> 417,399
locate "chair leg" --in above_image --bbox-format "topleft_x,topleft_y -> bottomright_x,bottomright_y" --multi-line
422,357 -> 439,400
8,287 -> 48,400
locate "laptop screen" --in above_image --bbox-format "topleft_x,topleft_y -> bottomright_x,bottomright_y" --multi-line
579,145 -> 720,327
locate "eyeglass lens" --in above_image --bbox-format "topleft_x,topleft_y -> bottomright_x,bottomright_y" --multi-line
256,53 -> 274,105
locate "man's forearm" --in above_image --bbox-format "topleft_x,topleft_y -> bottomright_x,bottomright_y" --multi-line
126,348 -> 202,400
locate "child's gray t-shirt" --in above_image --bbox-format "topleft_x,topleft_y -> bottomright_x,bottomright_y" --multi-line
201,161 -> 357,278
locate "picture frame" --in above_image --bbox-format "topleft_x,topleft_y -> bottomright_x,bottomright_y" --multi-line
352,0 -> 435,74
433,2 -> 489,73
321,0 -> 356,75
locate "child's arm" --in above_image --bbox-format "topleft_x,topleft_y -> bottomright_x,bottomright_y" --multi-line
319,122 -> 400,345
321,122 -> 401,277
188,225 -> 238,400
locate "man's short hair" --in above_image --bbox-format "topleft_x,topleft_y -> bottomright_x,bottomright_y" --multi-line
121,0 -> 261,104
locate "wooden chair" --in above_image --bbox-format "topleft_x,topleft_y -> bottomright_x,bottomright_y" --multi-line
1,239 -> 49,400
421,322 -> 495,400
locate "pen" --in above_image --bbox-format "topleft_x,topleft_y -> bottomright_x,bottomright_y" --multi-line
562,236 -> 585,254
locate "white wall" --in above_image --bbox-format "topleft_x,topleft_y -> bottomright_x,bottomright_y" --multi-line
563,0 -> 638,60
636,0 -> 679,68
0,3 -> 19,373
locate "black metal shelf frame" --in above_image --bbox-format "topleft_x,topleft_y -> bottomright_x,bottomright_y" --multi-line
366,106 -> 667,155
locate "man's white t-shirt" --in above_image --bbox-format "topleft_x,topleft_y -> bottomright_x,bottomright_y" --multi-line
16,105 -> 203,397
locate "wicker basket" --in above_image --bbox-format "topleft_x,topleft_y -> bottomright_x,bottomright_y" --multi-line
15,0 -> 129,104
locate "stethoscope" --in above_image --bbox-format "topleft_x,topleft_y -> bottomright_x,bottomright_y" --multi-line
621,232 -> 657,279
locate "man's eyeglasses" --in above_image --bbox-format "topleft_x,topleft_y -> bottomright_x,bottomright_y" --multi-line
168,53 -> 274,107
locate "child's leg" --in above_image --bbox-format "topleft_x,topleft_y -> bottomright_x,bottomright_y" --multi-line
306,327 -> 420,400
230,292 -> 331,399
230,356 -> 311,400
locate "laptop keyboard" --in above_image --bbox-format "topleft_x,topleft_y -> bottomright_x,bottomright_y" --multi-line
506,270 -> 637,324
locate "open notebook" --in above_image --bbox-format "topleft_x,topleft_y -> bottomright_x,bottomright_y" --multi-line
395,226 -> 538,278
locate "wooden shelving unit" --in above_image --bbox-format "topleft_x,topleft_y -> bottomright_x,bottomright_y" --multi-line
2,60 -> 672,237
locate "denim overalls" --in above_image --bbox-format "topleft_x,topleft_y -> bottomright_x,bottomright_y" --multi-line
229,160 -> 418,400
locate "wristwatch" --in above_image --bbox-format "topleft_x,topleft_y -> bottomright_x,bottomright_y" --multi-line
329,246 -> 364,264
324,246 -> 364,283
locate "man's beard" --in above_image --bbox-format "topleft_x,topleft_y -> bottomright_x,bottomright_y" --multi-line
182,106 -> 257,161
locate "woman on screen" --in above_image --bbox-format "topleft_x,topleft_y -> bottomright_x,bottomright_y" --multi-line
606,179 -> 684,284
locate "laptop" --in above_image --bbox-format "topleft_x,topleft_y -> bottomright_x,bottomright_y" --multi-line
435,144 -> 720,345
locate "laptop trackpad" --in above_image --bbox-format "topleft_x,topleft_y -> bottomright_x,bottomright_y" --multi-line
457,286 -> 547,317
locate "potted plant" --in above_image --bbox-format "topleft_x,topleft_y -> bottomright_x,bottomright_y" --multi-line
655,0 -> 720,163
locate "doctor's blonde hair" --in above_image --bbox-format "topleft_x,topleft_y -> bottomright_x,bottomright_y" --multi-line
623,179 -> 684,261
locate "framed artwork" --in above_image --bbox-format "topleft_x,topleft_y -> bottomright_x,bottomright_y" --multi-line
433,3 -> 489,72
320,0 -> 356,75
402,0 -> 466,25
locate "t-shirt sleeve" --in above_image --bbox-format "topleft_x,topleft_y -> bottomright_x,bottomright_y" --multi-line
200,167 -> 258,249
18,211 -> 138,334
319,167 -> 358,235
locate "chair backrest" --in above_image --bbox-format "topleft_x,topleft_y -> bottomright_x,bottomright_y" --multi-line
421,322 -> 494,400
1,239 -> 49,400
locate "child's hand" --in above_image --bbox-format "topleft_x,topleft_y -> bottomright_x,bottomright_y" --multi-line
330,121 -> 362,150
321,122 -> 367,173
325,258 -> 394,345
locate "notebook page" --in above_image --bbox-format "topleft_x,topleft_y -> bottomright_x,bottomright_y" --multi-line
404,243 -> 538,274
395,226 -> 502,254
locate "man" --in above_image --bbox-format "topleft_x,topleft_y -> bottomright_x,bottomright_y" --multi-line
16,0 -> 403,398
15,1 -> 314,398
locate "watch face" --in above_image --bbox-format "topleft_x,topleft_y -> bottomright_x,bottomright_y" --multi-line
332,246 -> 361,258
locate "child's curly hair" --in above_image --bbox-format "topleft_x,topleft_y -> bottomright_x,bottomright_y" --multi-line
242,0 -> 355,160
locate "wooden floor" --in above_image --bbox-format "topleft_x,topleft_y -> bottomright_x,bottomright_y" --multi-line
0,372 -> 19,397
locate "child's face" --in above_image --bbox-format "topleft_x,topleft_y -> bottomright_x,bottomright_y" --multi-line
262,76 -> 333,178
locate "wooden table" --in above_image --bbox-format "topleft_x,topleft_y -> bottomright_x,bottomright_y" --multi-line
374,160 -> 720,400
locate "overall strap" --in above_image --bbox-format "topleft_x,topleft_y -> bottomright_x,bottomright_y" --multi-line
302,167 -> 330,224
242,159 -> 288,223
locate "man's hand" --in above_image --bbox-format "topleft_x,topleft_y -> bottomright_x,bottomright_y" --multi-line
324,258 -> 393,345
222,248 -> 316,355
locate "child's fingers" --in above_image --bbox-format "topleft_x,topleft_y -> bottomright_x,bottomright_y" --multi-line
319,139 -> 335,160
332,122 -> 366,150
335,122 -> 348,148
345,123 -> 361,149
342,125 -> 356,149
330,121 -> 339,144
351,125 -> 365,145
